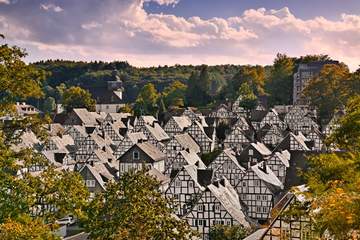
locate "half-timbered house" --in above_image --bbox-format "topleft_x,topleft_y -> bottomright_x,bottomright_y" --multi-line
165,133 -> 200,167
260,109 -> 287,130
113,132 -> 147,159
184,178 -> 251,240
118,142 -> 166,176
208,104 -> 237,125
223,126 -> 251,150
237,142 -> 272,168
165,149 -> 205,176
207,148 -> 246,187
134,115 -> 157,132
266,150 -> 291,184
186,120 -> 215,153
163,116 -> 192,137
274,132 -> 310,152
165,163 -> 209,216
139,122 -> 170,151
261,185 -> 316,240
237,161 -> 284,222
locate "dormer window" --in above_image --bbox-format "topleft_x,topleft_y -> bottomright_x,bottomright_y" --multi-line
133,151 -> 139,160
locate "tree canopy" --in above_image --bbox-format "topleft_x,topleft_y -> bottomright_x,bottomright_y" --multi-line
84,169 -> 197,240
62,86 -> 96,112
134,83 -> 160,116
305,96 -> 360,239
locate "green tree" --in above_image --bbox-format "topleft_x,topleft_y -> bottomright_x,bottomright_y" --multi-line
43,97 -> 56,113
228,65 -> 265,99
134,83 -> 160,116
238,82 -> 258,111
209,224 -> 248,240
305,96 -> 360,239
0,216 -> 58,240
163,80 -> 187,108
84,169 -> 197,240
266,53 -> 295,106
118,104 -> 133,114
0,43 -> 46,114
303,63 -> 352,120
0,41 -> 89,237
62,86 -> 96,112
186,66 -> 212,106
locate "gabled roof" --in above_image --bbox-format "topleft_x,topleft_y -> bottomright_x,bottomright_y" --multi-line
208,178 -> 251,228
173,133 -> 201,153
251,142 -> 272,156
182,164 -> 207,191
222,148 -> 246,171
250,109 -> 268,122
179,150 -> 206,167
136,142 -> 166,162
49,135 -> 75,150
147,167 -> 170,185
80,163 -> 116,190
144,122 -> 170,142
127,132 -> 147,144
172,116 -> 192,130
251,162 -> 283,189
139,115 -> 157,125
72,108 -> 101,125
292,132 -> 310,151
273,150 -> 291,167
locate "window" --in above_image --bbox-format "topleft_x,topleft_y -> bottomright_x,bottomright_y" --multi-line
262,207 -> 267,213
249,149 -> 253,155
189,181 -> 193,188
173,146 -> 177,150
262,195 -> 267,201
242,182 -> 246,187
174,194 -> 179,200
226,220 -> 231,225
256,195 -> 261,201
198,205 -> 204,212
133,151 -> 139,160
215,204 -> 221,212
86,180 -> 95,187
256,206 -> 261,213
175,180 -> 181,188
254,180 -> 260,186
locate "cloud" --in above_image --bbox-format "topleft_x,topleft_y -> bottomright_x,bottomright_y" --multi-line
81,21 -> 102,30
145,0 -> 179,6
0,0 -> 359,71
0,0 -> 10,4
40,3 -> 63,13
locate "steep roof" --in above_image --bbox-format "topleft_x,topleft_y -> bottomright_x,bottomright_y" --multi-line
251,142 -> 272,156
208,178 -> 251,228
251,162 -> 283,189
172,116 -> 192,130
179,150 -> 206,167
136,142 -> 166,162
173,133 -> 201,153
145,122 -> 170,142
127,132 -> 147,144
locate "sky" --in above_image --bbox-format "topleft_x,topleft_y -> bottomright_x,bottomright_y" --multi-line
0,0 -> 359,70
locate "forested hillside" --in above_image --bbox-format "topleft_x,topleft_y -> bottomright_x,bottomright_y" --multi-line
32,54 -> 359,121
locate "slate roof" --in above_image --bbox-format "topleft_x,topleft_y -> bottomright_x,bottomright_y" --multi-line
81,163 -> 115,190
223,148 -> 246,171
144,122 -> 170,142
172,116 -> 192,130
173,133 -> 201,154
136,142 -> 167,162
251,142 -> 272,156
179,150 -> 206,167
273,150 -> 291,167
208,178 -> 251,228
72,108 -> 102,125
127,132 -> 147,144
147,167 -> 170,185
251,162 -> 283,190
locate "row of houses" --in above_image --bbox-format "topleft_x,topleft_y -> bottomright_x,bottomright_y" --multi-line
10,100 -> 343,240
